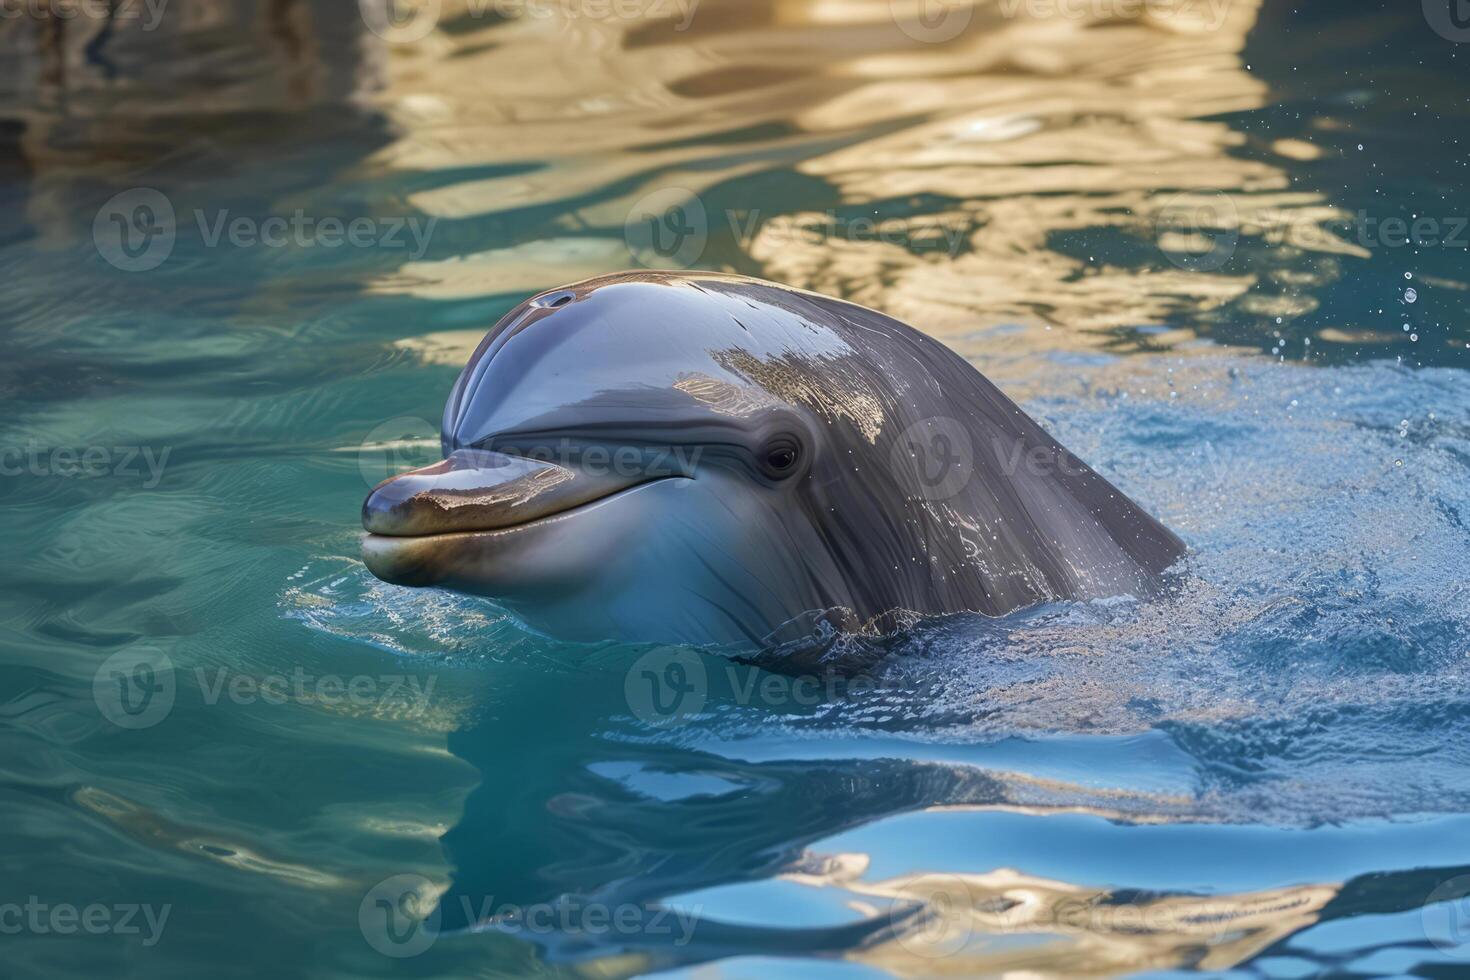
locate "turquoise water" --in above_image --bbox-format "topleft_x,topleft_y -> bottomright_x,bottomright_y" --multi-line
3,1 -> 1470,976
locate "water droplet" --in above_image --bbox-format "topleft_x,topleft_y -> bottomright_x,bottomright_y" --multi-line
1404,287 -> 1418,303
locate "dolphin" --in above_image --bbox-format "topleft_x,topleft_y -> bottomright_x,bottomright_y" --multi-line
361,271 -> 1184,663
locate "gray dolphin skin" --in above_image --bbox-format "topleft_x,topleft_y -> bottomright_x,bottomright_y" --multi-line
362,271 -> 1184,662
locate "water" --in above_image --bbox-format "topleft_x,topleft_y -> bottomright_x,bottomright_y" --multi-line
2,1 -> 1468,976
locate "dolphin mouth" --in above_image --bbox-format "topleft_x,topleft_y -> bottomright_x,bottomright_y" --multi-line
360,448 -> 667,585
361,448 -> 649,537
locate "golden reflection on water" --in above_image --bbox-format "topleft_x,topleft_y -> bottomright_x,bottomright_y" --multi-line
842,865 -> 1335,977
0,0 -> 1416,361
365,0 -> 1372,365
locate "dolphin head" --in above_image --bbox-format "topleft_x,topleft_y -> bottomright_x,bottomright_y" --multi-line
362,272 -> 1184,655
362,273 -> 864,651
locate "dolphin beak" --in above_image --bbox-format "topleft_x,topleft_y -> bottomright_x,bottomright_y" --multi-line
360,448 -> 638,585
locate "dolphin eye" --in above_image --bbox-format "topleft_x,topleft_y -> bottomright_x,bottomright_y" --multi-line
761,439 -> 800,478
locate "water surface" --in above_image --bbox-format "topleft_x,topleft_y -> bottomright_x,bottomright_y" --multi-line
2,1 -> 1469,977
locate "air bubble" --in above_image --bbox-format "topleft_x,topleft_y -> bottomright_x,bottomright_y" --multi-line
1404,287 -> 1418,303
